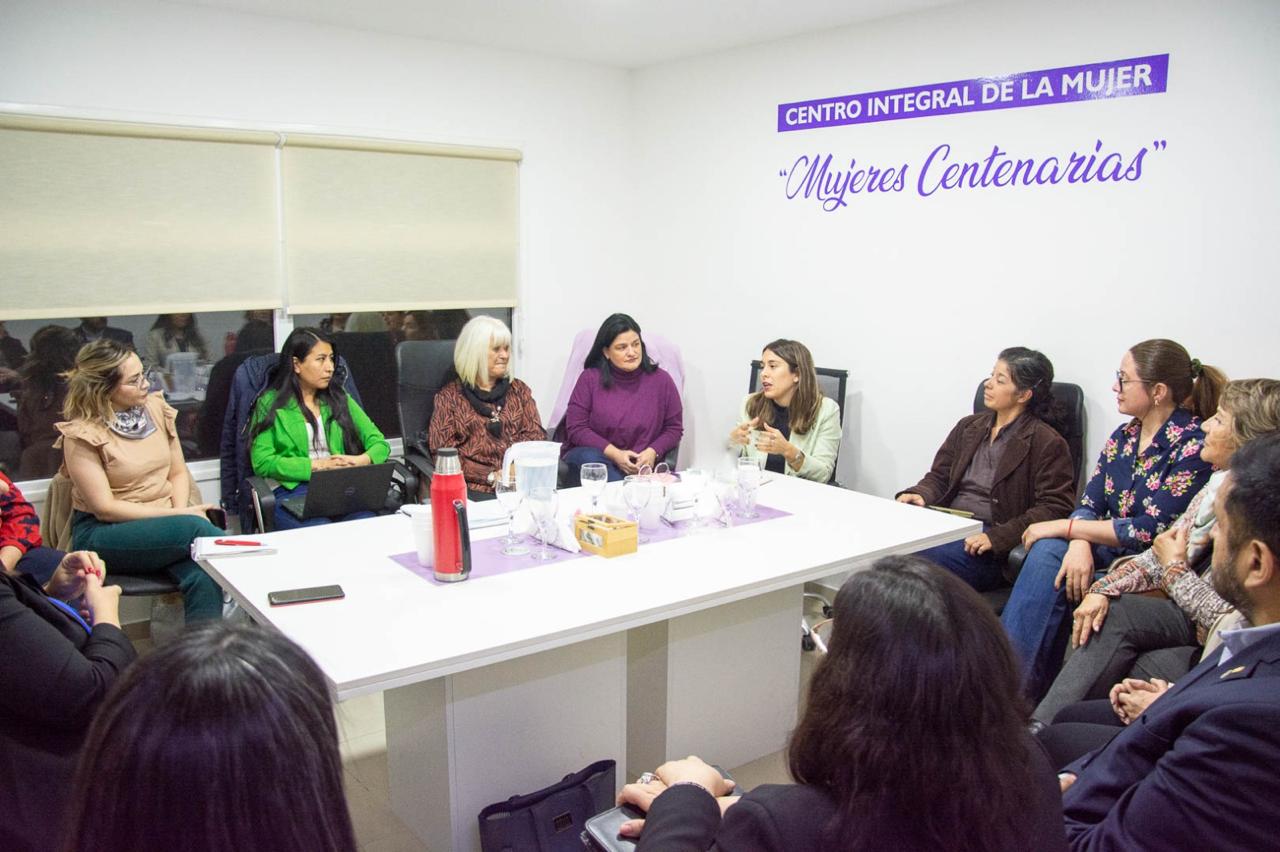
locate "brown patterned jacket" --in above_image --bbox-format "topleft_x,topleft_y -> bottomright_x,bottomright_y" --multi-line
428,379 -> 546,492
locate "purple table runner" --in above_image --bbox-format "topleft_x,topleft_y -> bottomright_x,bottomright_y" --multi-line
390,503 -> 791,586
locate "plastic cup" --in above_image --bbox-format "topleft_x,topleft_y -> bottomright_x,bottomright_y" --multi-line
403,505 -> 434,568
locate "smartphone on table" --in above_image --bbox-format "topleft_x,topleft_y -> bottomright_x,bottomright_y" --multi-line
267,585 -> 345,606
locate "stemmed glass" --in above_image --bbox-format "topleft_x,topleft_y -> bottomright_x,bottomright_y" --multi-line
493,477 -> 529,556
527,486 -> 560,562
580,463 -> 608,512
623,475 -> 653,544
736,456 -> 762,519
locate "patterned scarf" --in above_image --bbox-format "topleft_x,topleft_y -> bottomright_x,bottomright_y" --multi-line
109,405 -> 157,440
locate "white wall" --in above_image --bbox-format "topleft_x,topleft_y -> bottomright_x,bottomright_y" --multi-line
0,0 -> 635,414
630,0 -> 1279,494
4,0 -> 1277,501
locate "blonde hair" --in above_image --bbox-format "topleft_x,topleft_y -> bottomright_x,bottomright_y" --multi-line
62,339 -> 134,424
1219,379 -> 1280,446
453,316 -> 512,388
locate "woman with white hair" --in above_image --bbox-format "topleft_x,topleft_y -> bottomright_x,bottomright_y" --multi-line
428,316 -> 546,496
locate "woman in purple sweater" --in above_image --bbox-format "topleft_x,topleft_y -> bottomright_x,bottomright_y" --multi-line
562,314 -> 683,485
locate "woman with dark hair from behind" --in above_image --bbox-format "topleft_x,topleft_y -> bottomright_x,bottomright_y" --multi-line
60,621 -> 356,852
249,328 -> 390,530
896,347 -> 1076,591
561,313 -> 683,484
618,556 -> 1065,851
16,324 -> 80,478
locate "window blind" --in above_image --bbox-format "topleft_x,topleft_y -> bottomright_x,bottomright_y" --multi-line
0,114 -> 280,320
280,134 -> 520,314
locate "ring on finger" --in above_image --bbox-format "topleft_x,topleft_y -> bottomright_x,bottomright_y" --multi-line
637,772 -> 657,785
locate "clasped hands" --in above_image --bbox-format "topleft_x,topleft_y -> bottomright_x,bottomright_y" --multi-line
615,756 -> 738,839
1110,677 -> 1171,724
311,454 -> 367,472
43,550 -> 120,625
605,445 -> 658,476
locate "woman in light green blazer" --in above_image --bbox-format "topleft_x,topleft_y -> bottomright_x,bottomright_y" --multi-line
729,339 -> 842,483
249,328 -> 390,529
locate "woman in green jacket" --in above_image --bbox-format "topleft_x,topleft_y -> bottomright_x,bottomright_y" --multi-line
249,328 -> 390,530
728,339 -> 842,483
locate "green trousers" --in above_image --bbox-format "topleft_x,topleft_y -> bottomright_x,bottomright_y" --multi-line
71,510 -> 224,623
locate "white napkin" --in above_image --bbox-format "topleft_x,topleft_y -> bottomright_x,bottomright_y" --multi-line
544,511 -> 582,553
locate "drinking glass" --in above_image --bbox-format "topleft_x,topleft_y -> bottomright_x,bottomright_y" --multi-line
623,475 -> 653,544
580,463 -> 608,511
737,456 -> 761,519
493,478 -> 529,556
527,486 -> 560,562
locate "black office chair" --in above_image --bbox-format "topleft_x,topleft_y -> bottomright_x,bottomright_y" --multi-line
196,348 -> 272,458
396,339 -> 458,490
971,380 -> 1087,613
331,331 -> 401,438
747,360 -> 849,485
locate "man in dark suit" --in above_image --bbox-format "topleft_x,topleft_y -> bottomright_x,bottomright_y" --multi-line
1060,432 -> 1280,851
72,316 -> 134,349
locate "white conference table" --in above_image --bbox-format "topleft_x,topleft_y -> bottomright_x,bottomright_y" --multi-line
199,475 -> 977,852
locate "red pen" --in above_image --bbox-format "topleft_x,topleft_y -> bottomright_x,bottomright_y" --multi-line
214,539 -> 263,546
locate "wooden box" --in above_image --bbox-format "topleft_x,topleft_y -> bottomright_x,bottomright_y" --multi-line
573,513 -> 639,558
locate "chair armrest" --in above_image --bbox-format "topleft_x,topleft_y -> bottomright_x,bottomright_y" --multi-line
404,448 -> 434,480
403,449 -> 434,496
245,476 -> 277,533
1003,544 -> 1029,584
390,459 -> 420,506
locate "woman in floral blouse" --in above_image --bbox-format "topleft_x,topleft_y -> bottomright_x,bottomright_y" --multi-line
1002,339 -> 1224,700
1032,378 -> 1280,724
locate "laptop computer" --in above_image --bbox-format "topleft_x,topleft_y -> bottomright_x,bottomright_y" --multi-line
280,462 -> 397,521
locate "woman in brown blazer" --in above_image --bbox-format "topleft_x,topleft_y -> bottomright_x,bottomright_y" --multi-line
896,347 -> 1075,590
428,316 -> 546,497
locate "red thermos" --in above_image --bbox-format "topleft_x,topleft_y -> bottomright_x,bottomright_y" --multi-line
430,448 -> 472,582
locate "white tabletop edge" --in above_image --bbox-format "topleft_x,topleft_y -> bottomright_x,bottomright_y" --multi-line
196,481 -> 980,703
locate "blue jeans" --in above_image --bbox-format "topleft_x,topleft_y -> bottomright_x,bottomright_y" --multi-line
272,484 -> 378,531
914,534 -> 1004,592
562,447 -> 625,487
1001,538 -> 1115,700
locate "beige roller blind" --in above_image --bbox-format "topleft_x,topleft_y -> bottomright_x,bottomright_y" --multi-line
281,134 -> 520,314
0,114 -> 280,321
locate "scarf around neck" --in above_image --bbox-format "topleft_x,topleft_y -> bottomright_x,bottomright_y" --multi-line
461,378 -> 511,438
110,404 -> 157,440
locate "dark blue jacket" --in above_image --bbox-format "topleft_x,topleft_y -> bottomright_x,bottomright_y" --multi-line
1063,628 -> 1280,850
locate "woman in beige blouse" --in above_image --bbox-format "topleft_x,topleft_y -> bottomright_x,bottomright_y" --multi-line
56,340 -> 223,622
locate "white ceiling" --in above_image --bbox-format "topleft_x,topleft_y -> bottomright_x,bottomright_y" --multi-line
178,0 -> 964,68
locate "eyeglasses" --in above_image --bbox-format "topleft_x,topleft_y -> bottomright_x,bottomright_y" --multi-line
121,373 -> 150,389
1114,370 -> 1150,391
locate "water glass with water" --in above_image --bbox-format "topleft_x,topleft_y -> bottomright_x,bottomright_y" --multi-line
580,462 -> 608,510
737,456 -> 761,519
527,486 -> 559,561
494,477 -> 528,556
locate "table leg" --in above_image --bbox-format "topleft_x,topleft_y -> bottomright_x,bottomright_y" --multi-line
627,585 -> 802,776
385,633 -> 627,852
